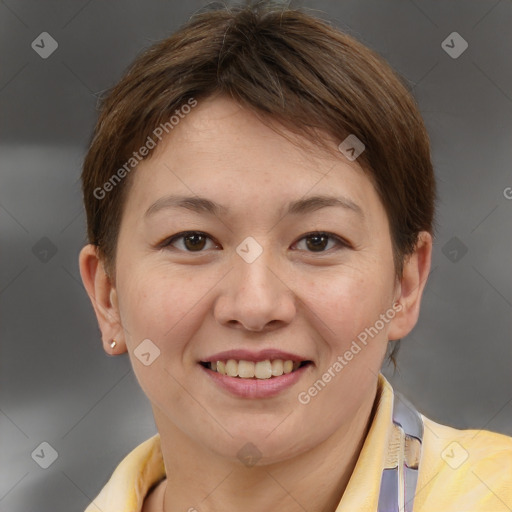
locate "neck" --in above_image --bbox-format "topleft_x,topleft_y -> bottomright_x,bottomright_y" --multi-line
150,381 -> 380,512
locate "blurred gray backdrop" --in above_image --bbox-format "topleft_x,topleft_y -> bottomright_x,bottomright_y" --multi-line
1,0 -> 511,510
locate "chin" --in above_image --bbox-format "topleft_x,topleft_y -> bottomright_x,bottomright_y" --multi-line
208,428 -> 308,466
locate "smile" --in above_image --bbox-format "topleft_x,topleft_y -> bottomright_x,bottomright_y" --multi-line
199,358 -> 314,399
200,359 -> 313,379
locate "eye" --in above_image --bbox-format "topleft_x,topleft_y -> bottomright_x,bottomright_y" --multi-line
159,230 -> 349,253
159,231 -> 219,252
293,231 -> 348,253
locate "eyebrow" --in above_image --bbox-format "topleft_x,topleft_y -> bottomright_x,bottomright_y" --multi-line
144,194 -> 364,219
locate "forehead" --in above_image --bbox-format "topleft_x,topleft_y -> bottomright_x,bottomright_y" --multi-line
161,95 -> 345,169
124,95 -> 385,224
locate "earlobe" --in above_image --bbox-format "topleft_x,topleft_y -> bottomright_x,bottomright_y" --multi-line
387,232 -> 433,341
78,244 -> 127,355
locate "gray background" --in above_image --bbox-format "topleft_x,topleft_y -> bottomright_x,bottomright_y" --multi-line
1,0 -> 511,510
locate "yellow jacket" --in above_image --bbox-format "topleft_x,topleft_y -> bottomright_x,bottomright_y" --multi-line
85,373 -> 512,511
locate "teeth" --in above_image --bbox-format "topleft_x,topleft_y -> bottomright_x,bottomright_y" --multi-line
254,360 -> 272,379
238,360 -> 255,378
283,360 -> 294,374
216,360 -> 226,375
207,359 -> 306,379
271,359 -> 283,376
225,359 -> 238,377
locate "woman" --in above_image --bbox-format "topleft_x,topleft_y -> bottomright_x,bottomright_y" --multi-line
78,2 -> 512,511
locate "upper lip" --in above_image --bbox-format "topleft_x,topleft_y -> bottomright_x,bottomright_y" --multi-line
200,349 -> 311,363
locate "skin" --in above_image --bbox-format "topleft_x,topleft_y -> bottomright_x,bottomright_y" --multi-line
79,95 -> 432,512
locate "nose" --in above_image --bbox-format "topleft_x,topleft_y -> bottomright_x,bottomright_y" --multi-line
213,250 -> 296,333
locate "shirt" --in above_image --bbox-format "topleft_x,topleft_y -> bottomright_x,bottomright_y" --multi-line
84,373 -> 512,511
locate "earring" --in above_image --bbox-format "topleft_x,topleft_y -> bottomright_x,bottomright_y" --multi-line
110,339 -> 117,349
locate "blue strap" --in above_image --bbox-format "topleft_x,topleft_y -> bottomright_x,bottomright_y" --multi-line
377,391 -> 424,512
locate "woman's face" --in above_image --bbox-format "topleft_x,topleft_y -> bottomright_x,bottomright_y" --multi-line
112,95 -> 402,463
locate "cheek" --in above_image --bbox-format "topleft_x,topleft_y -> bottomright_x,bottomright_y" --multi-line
300,266 -> 393,343
116,260 -> 194,335
115,268 -> 199,415
115,263 -> 221,376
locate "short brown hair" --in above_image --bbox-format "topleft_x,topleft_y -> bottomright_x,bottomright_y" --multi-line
81,0 -> 437,367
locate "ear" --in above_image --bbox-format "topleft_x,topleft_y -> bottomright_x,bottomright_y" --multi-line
388,231 -> 433,341
78,244 -> 127,355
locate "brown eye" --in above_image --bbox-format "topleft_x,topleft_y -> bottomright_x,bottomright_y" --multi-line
294,232 -> 347,253
183,233 -> 207,251
161,231 -> 217,252
305,233 -> 329,252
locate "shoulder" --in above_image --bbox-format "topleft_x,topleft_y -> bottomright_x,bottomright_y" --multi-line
414,415 -> 512,512
85,433 -> 165,512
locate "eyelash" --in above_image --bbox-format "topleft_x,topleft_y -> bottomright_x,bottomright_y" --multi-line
158,230 -> 350,253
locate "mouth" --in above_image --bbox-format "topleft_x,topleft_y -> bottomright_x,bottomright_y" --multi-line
199,359 -> 313,379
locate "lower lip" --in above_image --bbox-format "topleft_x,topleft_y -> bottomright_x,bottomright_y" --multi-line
199,363 -> 312,399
